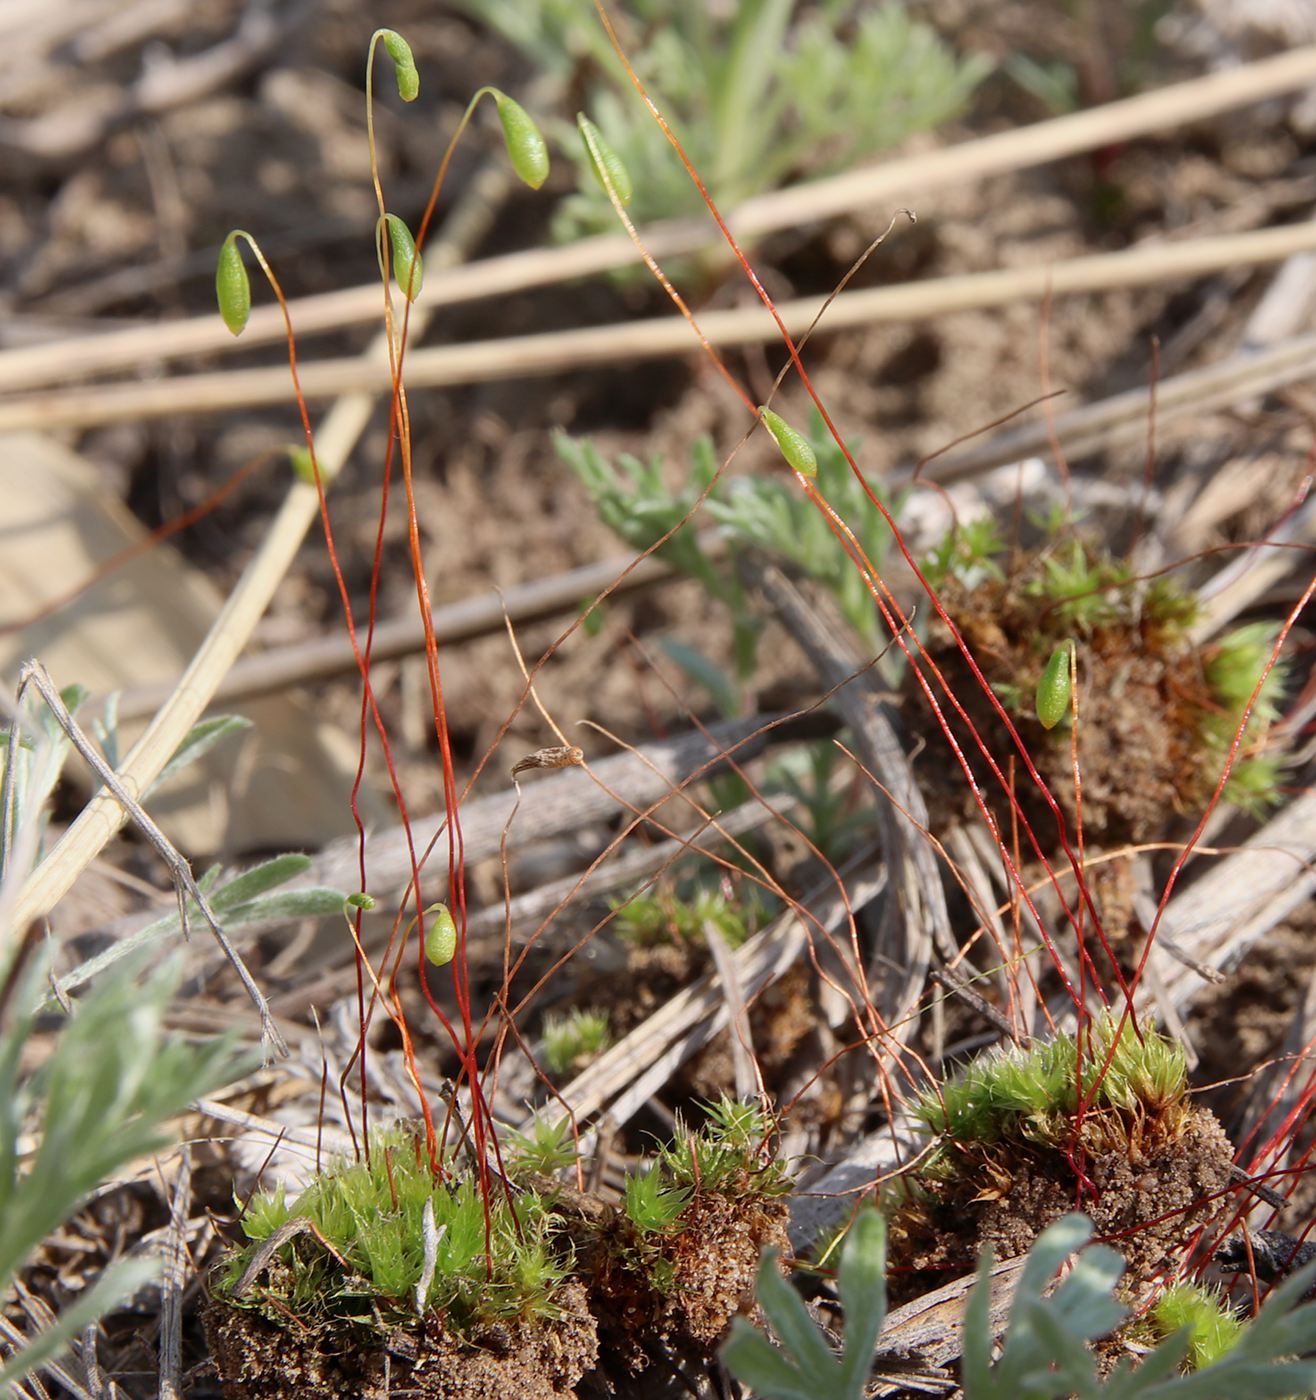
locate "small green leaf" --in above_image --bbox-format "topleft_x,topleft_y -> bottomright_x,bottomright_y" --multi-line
657,638 -> 739,718
345,892 -> 375,912
721,1318 -> 817,1400
837,1209 -> 888,1393
577,114 -> 632,205
211,855 -> 313,912
222,888 -> 348,923
383,213 -> 423,301
151,715 -> 252,794
57,684 -> 90,716
759,408 -> 817,477
494,92 -> 549,190
90,691 -> 120,773
44,875 -> 345,1009
215,235 -> 251,336
377,29 -> 419,101
750,1246 -> 842,1383
1035,640 -> 1075,730
960,1243 -> 996,1395
581,599 -> 605,638
424,903 -> 458,966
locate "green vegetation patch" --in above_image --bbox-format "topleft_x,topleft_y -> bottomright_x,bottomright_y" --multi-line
912,532 -> 1289,842
914,1013 -> 1188,1150
218,1128 -> 570,1337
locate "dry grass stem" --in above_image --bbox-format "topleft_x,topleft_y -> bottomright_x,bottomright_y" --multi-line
5,44 -> 1316,394
8,222 -> 1316,432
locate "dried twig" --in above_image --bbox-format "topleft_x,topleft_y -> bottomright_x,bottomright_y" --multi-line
0,1288 -> 97,1400
463,788 -> 805,945
157,1145 -> 191,1400
541,856 -> 887,1132
741,553 -> 949,1026
6,44 -> 1316,394
227,1216 -> 351,1299
9,223 -> 1316,432
14,662 -> 285,1055
1146,791 -> 1316,1016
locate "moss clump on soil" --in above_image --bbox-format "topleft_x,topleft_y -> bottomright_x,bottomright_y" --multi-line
204,1277 -> 597,1400
578,1097 -> 793,1376
890,1015 -> 1235,1296
206,1102 -> 791,1397
205,1127 -> 597,1400
610,883 -> 762,951
912,536 -> 1285,847
580,887 -> 819,1105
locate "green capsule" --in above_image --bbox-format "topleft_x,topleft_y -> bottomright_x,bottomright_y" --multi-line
383,213 -> 423,301
215,234 -> 251,336
424,903 -> 458,966
288,445 -> 316,483
344,891 -> 375,911
377,29 -> 419,101
494,92 -> 549,190
1035,641 -> 1076,730
577,114 -> 632,205
759,407 -> 817,478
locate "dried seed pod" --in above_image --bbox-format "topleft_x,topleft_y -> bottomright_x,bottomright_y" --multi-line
215,234 -> 252,336
494,92 -> 549,190
1036,640 -> 1076,729
577,114 -> 632,205
759,407 -> 817,478
377,29 -> 419,101
424,903 -> 458,967
383,213 -> 423,301
511,744 -> 584,779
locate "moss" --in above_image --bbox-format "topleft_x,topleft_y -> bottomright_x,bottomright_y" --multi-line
610,883 -> 761,951
209,1104 -> 793,1397
1148,1281 -> 1245,1371
216,1129 -> 569,1336
584,1099 -> 791,1375
542,1007 -> 611,1077
914,1013 -> 1187,1146
204,1277 -> 598,1400
207,1127 -> 595,1398
891,1017 -> 1234,1297
908,537 -> 1286,848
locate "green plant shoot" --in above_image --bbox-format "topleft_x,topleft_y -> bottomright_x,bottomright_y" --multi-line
494,91 -> 550,189
760,408 -> 818,478
424,903 -> 458,966
577,114 -> 633,205
1035,639 -> 1075,730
